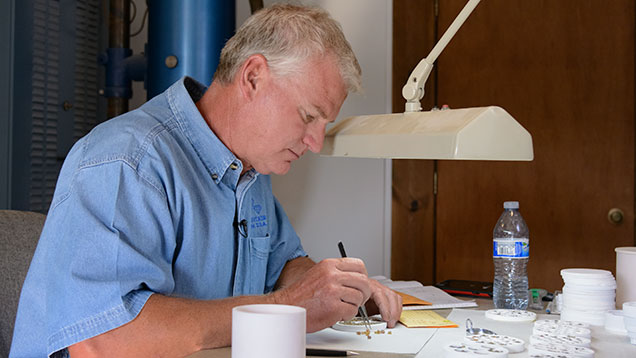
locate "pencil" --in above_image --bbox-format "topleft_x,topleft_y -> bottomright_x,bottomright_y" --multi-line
306,348 -> 359,356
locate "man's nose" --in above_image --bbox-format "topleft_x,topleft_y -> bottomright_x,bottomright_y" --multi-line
303,122 -> 326,153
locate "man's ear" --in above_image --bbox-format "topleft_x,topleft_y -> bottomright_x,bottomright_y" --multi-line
237,54 -> 270,100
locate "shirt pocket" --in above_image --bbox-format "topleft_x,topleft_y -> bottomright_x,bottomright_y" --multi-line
247,235 -> 270,293
249,234 -> 270,259
234,234 -> 271,295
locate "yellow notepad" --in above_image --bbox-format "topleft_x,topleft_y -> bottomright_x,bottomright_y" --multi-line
399,310 -> 458,328
395,290 -> 431,306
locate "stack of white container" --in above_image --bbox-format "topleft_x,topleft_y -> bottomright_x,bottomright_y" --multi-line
560,268 -> 617,326
529,319 -> 595,357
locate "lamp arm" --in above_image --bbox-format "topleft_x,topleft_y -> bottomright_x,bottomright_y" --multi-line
401,0 -> 482,112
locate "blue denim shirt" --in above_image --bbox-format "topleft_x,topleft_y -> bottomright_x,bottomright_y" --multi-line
10,77 -> 306,358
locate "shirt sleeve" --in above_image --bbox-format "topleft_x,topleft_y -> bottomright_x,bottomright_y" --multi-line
263,195 -> 307,293
41,159 -> 176,354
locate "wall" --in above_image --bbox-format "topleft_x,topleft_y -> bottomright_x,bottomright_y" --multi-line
131,0 -> 393,276
237,0 -> 393,276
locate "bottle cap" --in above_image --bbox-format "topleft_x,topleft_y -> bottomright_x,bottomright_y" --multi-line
503,201 -> 519,209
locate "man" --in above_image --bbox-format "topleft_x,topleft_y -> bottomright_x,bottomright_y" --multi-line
10,4 -> 402,357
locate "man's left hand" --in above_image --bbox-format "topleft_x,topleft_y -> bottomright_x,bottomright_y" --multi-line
366,279 -> 403,328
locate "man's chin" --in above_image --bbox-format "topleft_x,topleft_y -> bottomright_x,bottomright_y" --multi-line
254,162 -> 292,176
272,164 -> 292,176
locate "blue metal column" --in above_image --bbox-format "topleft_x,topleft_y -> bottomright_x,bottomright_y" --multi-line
147,0 -> 235,98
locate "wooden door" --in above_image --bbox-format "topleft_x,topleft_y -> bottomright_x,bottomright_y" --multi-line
392,0 -> 635,291
391,0 -> 438,286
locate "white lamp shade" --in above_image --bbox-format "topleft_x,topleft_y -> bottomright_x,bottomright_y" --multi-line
321,106 -> 534,160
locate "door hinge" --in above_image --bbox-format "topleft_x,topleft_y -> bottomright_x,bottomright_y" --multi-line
433,171 -> 438,195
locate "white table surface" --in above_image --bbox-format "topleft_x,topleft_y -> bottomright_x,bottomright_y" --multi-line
188,298 -> 636,357
416,308 -> 636,358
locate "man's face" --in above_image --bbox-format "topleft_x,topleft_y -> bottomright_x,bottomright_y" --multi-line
240,55 -> 348,175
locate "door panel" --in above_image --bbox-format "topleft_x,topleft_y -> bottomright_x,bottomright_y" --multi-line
391,0 -> 437,284
433,0 -> 634,291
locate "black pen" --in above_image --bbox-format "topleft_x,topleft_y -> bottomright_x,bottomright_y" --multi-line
337,240 -> 348,258
306,348 -> 359,356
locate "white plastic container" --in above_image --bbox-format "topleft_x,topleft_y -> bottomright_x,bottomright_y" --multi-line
559,268 -> 616,326
605,310 -> 627,335
623,301 -> 636,344
623,303 -> 636,345
232,304 -> 306,358
616,247 -> 636,307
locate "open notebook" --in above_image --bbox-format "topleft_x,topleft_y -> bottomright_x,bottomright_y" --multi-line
372,276 -> 477,310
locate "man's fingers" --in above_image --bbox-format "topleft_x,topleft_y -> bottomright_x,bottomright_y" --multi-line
376,291 -> 390,321
384,291 -> 402,327
337,273 -> 371,303
333,257 -> 368,276
337,286 -> 365,307
368,281 -> 403,328
317,258 -> 371,303
375,290 -> 395,325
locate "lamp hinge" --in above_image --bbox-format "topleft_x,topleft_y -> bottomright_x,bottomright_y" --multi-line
433,170 -> 438,195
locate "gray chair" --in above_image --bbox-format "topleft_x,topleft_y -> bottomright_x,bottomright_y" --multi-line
0,210 -> 46,357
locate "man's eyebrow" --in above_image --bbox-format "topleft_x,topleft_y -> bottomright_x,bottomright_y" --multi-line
314,105 -> 327,120
299,105 -> 332,122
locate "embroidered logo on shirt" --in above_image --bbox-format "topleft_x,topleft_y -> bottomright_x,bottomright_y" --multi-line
251,198 -> 267,229
252,198 -> 262,214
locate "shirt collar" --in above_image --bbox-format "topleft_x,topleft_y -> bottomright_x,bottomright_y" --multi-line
165,76 -> 257,188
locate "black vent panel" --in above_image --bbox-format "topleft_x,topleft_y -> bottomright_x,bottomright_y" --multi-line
30,0 -> 61,212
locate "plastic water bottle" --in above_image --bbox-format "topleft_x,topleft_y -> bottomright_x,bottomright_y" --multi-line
493,201 -> 529,309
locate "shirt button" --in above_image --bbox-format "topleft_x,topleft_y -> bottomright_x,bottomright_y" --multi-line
211,173 -> 218,180
230,163 -> 239,170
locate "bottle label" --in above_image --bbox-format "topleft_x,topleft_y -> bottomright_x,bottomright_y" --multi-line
493,238 -> 529,258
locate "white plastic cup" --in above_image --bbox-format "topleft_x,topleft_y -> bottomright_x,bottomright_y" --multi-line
232,304 -> 306,358
624,302 -> 636,318
615,247 -> 636,307
604,310 -> 627,335
623,303 -> 636,345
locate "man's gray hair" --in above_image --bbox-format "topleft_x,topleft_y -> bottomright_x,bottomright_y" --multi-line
214,4 -> 362,93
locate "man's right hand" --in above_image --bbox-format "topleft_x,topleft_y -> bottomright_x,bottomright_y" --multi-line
273,258 -> 372,332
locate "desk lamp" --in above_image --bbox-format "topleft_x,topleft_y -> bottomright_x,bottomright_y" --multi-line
321,0 -> 534,160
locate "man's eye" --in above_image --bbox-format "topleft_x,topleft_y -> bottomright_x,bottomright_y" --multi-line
304,115 -> 315,124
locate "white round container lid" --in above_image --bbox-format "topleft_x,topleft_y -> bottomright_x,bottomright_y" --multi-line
485,309 -> 536,322
615,247 -> 636,255
563,284 -> 617,295
533,320 -> 591,338
332,317 -> 387,332
528,342 -> 595,358
526,353 -> 578,358
560,268 -> 614,280
562,282 -> 616,291
563,286 -> 616,296
534,319 -> 590,328
561,300 -> 616,312
444,342 -> 509,358
465,334 -> 525,353
530,333 -> 591,348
